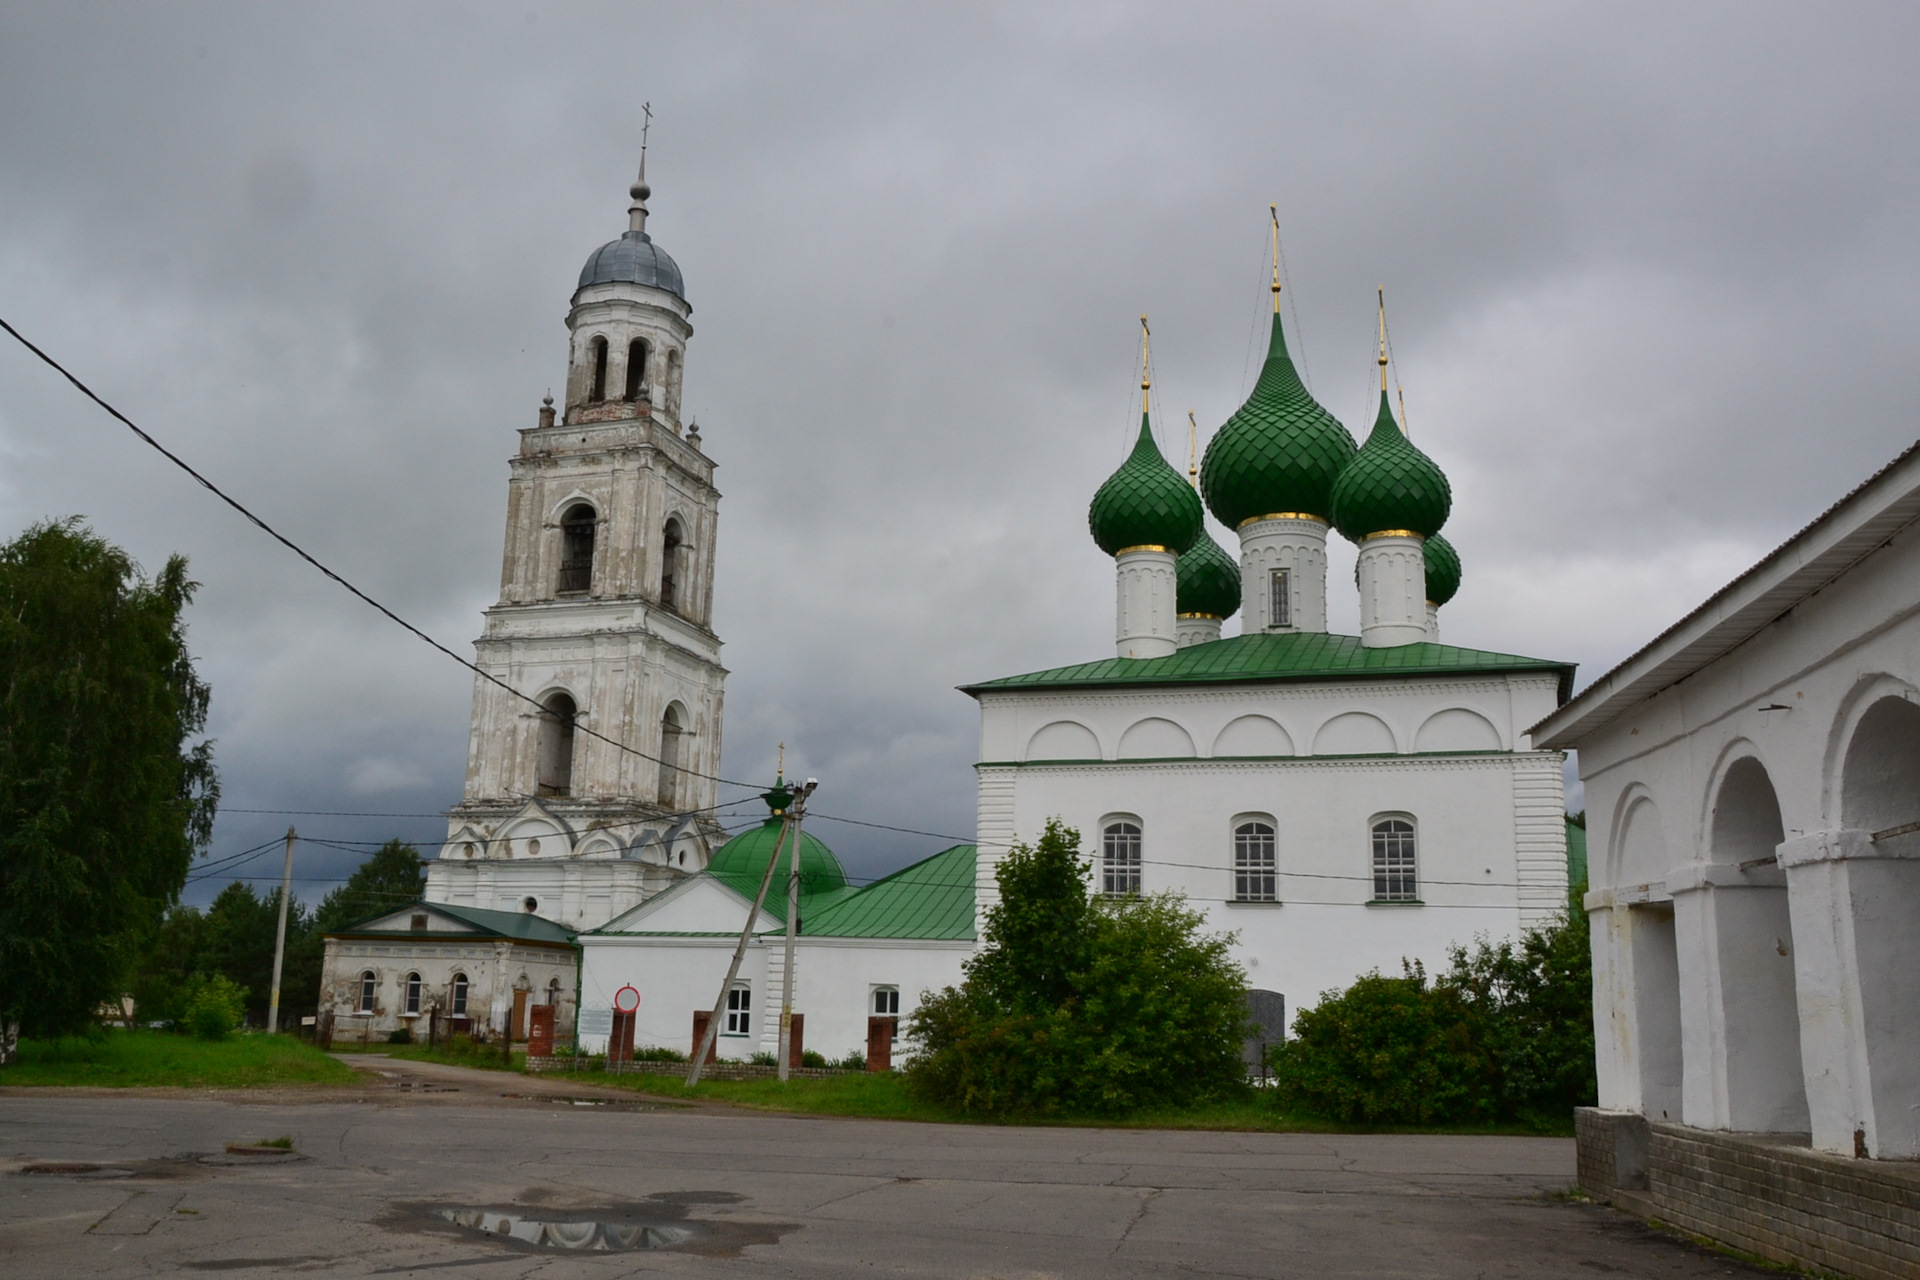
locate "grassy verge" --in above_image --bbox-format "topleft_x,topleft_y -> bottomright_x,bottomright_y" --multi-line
1,1031 -> 357,1088
541,1068 -> 1570,1135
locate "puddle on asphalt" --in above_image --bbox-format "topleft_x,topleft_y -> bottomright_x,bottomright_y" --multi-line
19,1162 -> 133,1178
392,1191 -> 793,1258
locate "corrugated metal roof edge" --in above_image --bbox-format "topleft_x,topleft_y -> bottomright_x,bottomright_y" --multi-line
1533,438 -> 1920,747
324,899 -> 577,946
960,650 -> 1575,703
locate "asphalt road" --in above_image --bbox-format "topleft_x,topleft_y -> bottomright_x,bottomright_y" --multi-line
0,1057 -> 1779,1279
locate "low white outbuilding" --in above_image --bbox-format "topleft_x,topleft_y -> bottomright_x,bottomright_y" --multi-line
1535,440 -> 1920,1162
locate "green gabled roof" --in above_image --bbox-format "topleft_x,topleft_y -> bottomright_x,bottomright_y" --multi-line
961,631 -> 1574,701
804,844 -> 977,940
326,900 -> 577,946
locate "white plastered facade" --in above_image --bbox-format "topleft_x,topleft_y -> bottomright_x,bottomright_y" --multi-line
973,672 -> 1569,1023
426,196 -> 727,933
1536,442 -> 1920,1159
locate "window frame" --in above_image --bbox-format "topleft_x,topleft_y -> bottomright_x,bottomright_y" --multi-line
1232,817 -> 1278,902
1101,818 -> 1143,897
1270,568 -> 1292,629
357,970 -> 377,1014
450,972 -> 468,1016
403,971 -> 422,1016
1370,815 -> 1420,903
723,983 -> 751,1036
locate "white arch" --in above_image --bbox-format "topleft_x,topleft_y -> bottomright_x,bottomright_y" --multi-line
1211,714 -> 1294,758
1413,707 -> 1503,752
546,490 -> 603,525
1821,673 -> 1920,830
1312,711 -> 1398,756
1118,717 -> 1197,760
1608,783 -> 1671,889
1025,720 -> 1102,762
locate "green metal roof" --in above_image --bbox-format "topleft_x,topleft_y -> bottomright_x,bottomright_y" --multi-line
1088,413 -> 1204,556
598,843 -> 977,942
1176,526 -> 1241,619
1329,390 -> 1451,541
803,844 -> 977,940
1199,312 -> 1357,528
1424,532 -> 1462,607
1566,818 -> 1588,890
962,630 -> 1575,701
326,900 -> 577,946
708,817 -> 848,900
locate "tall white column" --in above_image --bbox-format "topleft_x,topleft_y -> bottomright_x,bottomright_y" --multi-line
1237,516 -> 1328,633
1426,602 -> 1440,642
1175,615 -> 1223,648
1115,548 -> 1177,659
1357,534 -> 1427,648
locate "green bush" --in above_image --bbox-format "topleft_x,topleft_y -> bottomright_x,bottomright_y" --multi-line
387,1028 -> 412,1046
182,975 -> 247,1041
747,1051 -> 778,1066
1270,904 -> 1595,1128
907,819 -> 1250,1117
833,1050 -> 867,1070
631,1045 -> 686,1063
799,1050 -> 828,1069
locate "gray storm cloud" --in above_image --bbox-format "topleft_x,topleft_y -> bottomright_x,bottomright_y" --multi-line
0,2 -> 1914,899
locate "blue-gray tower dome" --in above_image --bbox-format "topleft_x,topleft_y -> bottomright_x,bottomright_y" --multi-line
577,230 -> 685,299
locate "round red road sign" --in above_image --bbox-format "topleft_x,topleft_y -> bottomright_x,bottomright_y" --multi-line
613,985 -> 641,1013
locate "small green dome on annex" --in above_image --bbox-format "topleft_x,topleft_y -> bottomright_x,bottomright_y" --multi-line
1177,527 -> 1241,620
707,780 -> 848,894
1329,389 -> 1451,542
1200,311 -> 1357,529
1088,413 -> 1204,557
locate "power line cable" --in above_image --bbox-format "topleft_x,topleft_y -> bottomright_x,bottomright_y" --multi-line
0,314 -> 766,797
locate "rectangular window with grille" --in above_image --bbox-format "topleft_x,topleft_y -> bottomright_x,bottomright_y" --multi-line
724,983 -> 751,1035
1102,822 -> 1142,896
1371,818 -> 1419,901
1234,821 -> 1277,901
1270,568 -> 1291,629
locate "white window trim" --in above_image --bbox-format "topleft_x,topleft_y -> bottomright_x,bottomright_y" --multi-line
1369,812 -> 1421,904
722,982 -> 752,1036
1231,814 -> 1279,903
1099,814 -> 1144,897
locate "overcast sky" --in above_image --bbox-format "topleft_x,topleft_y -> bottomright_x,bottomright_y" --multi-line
2,3 -> 1916,904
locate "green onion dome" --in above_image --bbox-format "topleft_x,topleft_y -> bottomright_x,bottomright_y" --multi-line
1176,526 -> 1241,619
1329,390 -> 1451,542
1088,413 -> 1204,556
708,815 -> 848,894
1424,532 -> 1461,606
1199,313 -> 1358,529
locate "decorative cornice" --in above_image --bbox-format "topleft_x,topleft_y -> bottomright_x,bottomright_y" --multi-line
1239,512 -> 1326,529
1114,544 -> 1173,557
1364,530 -> 1422,541
1176,612 -> 1224,621
975,750 -> 1555,773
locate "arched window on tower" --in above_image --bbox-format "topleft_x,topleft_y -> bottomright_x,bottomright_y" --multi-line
660,518 -> 684,611
559,503 -> 595,594
537,692 -> 577,797
624,338 -> 649,401
658,703 -> 685,807
589,336 -> 609,402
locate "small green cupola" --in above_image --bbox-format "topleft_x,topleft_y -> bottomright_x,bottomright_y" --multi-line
1329,389 -> 1451,542
1089,411 -> 1204,556
1424,532 -> 1461,606
1199,311 -> 1358,529
1176,528 -> 1241,619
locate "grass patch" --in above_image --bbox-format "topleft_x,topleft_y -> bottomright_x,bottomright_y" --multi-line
544,1069 -> 1573,1134
1,1031 -> 357,1089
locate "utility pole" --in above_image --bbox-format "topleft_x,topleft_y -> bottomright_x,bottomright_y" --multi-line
776,777 -> 818,1082
687,776 -> 797,1087
266,827 -> 296,1035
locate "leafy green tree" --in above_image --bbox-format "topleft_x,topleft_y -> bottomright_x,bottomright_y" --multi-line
908,819 -> 1250,1116
0,520 -> 216,1057
127,903 -> 208,1026
312,839 -> 425,933
1270,905 -> 1596,1129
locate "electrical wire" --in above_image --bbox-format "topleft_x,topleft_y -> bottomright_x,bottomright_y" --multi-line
0,314 -> 766,797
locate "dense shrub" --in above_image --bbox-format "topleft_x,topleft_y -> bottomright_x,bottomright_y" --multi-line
1270,903 -> 1595,1128
832,1050 -> 866,1070
631,1045 -> 687,1063
182,975 -> 247,1041
387,1028 -> 413,1045
907,819 -> 1250,1117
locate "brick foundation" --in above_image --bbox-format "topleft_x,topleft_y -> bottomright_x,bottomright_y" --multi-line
1575,1107 -> 1920,1280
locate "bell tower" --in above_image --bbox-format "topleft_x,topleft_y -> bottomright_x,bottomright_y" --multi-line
427,159 -> 729,931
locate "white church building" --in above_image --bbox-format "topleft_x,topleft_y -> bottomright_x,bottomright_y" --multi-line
570,276 -> 1577,1058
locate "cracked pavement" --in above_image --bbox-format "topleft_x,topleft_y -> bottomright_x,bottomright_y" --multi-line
0,1058 -> 1782,1278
